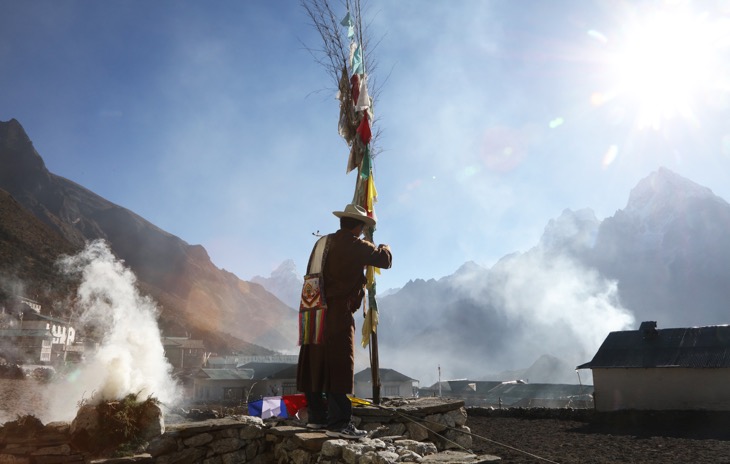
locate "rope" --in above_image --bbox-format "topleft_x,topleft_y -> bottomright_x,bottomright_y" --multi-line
354,397 -> 560,464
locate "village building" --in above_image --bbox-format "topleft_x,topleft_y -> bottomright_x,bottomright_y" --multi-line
0,297 -> 80,364
578,321 -> 730,411
205,354 -> 298,369
418,379 -> 593,408
420,380 -> 502,405
482,382 -> 593,409
192,362 -> 297,404
354,368 -> 418,399
161,336 -> 207,369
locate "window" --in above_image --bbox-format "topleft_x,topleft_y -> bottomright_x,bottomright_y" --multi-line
40,352 -> 51,362
42,340 -> 52,348
383,385 -> 400,396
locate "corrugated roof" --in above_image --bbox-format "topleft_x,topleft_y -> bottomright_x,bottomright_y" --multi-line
162,337 -> 205,349
0,329 -> 51,337
354,368 -> 416,382
237,362 -> 297,380
197,368 -> 254,380
577,324 -> 730,369
482,383 -> 593,406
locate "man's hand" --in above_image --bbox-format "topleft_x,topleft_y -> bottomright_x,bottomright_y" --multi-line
378,244 -> 390,252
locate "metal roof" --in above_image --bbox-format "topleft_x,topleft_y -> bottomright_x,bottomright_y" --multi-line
0,329 -> 51,337
237,362 -> 297,380
482,383 -> 594,406
355,368 -> 416,382
161,337 -> 205,349
577,323 -> 730,369
197,368 -> 254,380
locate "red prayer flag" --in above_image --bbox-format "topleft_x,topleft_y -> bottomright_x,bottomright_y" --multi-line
350,74 -> 360,105
282,394 -> 307,417
356,114 -> 371,145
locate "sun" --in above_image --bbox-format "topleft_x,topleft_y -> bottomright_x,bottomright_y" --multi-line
606,5 -> 728,129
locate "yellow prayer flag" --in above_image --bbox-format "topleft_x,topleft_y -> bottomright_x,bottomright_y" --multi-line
366,173 -> 377,212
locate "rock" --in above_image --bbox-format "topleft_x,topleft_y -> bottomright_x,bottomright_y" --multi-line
421,450 -> 501,463
137,401 -> 164,441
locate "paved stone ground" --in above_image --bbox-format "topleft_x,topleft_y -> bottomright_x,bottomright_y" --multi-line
466,415 -> 730,464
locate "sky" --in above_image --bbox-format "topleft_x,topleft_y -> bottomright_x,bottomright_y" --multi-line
3,0 -> 730,292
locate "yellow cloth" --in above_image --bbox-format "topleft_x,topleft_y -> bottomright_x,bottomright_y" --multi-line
361,304 -> 379,348
366,173 -> 377,212
365,265 -> 381,287
349,396 -> 372,407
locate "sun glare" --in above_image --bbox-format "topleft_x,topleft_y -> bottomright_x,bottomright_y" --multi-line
608,6 -> 727,129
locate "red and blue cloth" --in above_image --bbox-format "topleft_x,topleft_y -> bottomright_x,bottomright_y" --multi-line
247,394 -> 307,419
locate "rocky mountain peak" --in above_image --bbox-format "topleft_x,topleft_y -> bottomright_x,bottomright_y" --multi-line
625,167 -> 715,219
539,208 -> 599,252
251,260 -> 302,309
0,119 -> 51,193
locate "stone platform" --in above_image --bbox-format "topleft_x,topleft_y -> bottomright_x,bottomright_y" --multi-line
0,398 -> 502,463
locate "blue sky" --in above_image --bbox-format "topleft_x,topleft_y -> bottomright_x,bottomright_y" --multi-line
3,0 -> 730,291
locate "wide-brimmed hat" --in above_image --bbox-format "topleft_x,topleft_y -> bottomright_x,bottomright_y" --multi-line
333,203 -> 376,227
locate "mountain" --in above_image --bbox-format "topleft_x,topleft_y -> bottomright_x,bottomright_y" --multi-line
0,188 -> 78,306
0,119 -> 297,354
588,167 -> 730,327
377,167 -> 730,385
251,259 -> 302,310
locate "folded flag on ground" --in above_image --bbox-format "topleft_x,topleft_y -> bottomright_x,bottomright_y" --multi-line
247,394 -> 307,419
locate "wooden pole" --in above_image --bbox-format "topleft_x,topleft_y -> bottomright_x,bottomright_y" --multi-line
371,330 -> 381,404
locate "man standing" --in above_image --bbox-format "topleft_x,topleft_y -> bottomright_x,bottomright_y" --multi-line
296,203 -> 393,439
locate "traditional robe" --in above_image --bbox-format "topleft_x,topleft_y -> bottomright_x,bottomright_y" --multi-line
296,228 -> 392,394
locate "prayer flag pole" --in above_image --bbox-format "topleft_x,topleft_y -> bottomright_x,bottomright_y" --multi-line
302,0 -> 384,404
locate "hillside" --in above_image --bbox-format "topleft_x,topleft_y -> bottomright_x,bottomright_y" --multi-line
0,118 -> 296,354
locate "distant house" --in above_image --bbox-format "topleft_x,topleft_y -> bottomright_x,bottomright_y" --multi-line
578,321 -> 730,411
483,382 -> 594,409
193,368 -> 254,403
0,327 -> 53,363
20,312 -> 78,363
192,362 -> 297,403
205,354 -> 298,369
162,337 -> 206,369
416,379 -> 593,408
354,368 -> 418,399
0,298 -> 80,364
419,380 -> 502,405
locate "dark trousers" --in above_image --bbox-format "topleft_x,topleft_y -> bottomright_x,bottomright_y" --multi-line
305,391 -> 352,430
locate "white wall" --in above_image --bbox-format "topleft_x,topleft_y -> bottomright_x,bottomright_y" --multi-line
355,381 -> 414,400
593,368 -> 730,411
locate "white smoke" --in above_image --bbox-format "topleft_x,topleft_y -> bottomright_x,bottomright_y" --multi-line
377,249 -> 635,388
489,250 -> 635,370
43,240 -> 180,421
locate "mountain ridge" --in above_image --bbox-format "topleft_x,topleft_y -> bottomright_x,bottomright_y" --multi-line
0,118 -> 296,354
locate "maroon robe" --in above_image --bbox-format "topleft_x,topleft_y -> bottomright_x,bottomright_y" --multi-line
296,228 -> 392,394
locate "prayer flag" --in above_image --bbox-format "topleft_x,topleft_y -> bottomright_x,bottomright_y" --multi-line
351,43 -> 363,75
340,12 -> 353,27
282,394 -> 307,417
359,146 -> 371,179
340,12 -> 355,39
247,396 -> 289,419
356,114 -> 371,145
350,74 -> 360,105
356,75 -> 370,111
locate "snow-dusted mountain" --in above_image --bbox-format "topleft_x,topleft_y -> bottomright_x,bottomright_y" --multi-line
251,259 -> 302,310
375,168 -> 730,385
588,167 -> 730,327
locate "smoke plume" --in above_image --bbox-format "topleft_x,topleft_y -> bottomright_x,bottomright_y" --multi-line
43,240 -> 180,421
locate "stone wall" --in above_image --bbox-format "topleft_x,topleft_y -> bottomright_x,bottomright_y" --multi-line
0,399 -> 497,464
